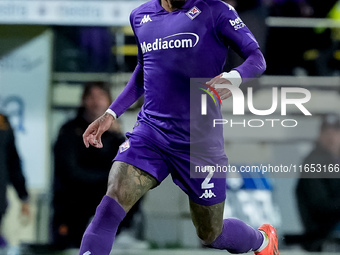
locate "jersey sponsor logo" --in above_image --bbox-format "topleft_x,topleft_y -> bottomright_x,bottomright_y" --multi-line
119,139 -> 130,153
186,6 -> 201,20
140,32 -> 199,54
229,17 -> 245,31
199,189 -> 216,199
140,14 -> 152,24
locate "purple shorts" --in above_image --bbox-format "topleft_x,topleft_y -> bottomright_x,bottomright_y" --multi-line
114,124 -> 228,206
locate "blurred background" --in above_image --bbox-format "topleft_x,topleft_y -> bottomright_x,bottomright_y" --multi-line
0,0 -> 340,254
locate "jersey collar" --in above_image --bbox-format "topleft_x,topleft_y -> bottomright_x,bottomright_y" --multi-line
179,0 -> 198,11
154,0 -> 164,12
154,0 -> 197,13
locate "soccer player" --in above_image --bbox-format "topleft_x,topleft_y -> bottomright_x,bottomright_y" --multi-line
79,0 -> 279,254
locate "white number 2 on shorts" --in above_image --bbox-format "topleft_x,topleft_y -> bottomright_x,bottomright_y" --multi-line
201,170 -> 215,189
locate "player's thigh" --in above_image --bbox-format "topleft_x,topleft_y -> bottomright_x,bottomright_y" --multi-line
106,160 -> 158,212
189,199 -> 224,244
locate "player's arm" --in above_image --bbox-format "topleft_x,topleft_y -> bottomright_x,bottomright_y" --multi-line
106,61 -> 144,120
207,48 -> 265,99
83,63 -> 143,148
83,12 -> 144,148
219,3 -> 266,80
107,9 -> 145,119
207,2 -> 266,98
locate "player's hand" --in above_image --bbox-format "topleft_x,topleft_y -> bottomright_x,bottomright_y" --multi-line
83,112 -> 115,148
206,73 -> 232,100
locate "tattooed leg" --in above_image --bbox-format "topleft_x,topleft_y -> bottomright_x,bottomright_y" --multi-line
106,161 -> 158,212
189,200 -> 224,244
190,199 -> 265,252
79,161 -> 157,255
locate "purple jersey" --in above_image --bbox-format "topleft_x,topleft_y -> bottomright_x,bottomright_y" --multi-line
110,0 -> 264,155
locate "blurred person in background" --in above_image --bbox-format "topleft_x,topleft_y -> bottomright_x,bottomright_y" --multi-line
52,82 -> 145,249
266,0 -> 314,75
266,0 -> 339,75
296,114 -> 340,251
303,0 -> 340,76
0,113 -> 30,248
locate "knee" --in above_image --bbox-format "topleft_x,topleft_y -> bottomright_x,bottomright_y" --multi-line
106,182 -> 132,212
106,182 -> 120,201
105,161 -> 156,213
105,162 -> 138,212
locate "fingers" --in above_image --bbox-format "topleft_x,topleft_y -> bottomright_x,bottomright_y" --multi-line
220,89 -> 232,100
206,73 -> 223,85
206,74 -> 223,92
205,76 -> 233,100
206,74 -> 232,93
83,113 -> 113,148
83,127 -> 92,148
93,132 -> 104,148
83,124 -> 102,148
85,131 -> 104,148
